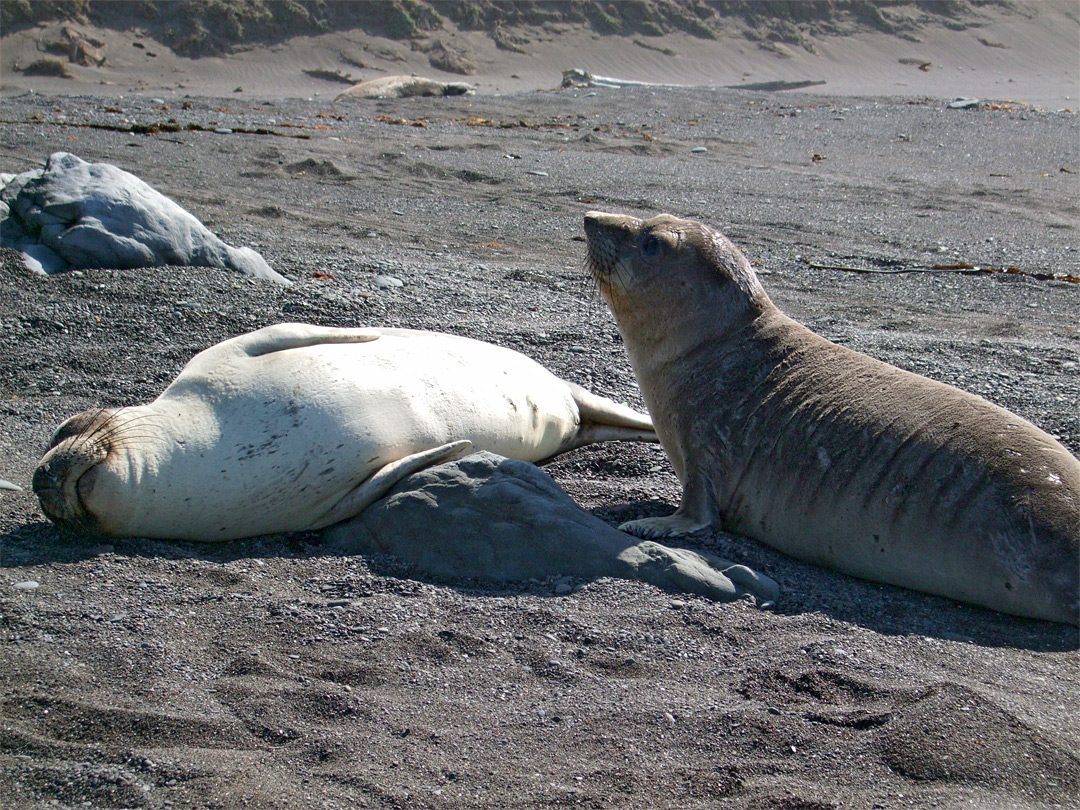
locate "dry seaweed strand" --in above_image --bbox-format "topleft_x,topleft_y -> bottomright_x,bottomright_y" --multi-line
1,118 -> 313,139
800,256 -> 1079,284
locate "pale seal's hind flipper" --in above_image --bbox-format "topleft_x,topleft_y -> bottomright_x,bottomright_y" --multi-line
0,479 -> 22,492
311,440 -> 474,531
562,381 -> 658,447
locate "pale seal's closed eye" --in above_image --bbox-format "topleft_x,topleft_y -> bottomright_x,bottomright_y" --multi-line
584,210 -> 1079,625
33,323 -> 657,541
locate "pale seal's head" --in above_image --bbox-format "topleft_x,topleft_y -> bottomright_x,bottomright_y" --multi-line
33,408 -> 140,535
583,211 -> 772,340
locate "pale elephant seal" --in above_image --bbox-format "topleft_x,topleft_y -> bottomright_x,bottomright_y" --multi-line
33,323 -> 657,541
584,211 -> 1079,625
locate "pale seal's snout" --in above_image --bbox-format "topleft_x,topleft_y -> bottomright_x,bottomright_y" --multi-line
33,447 -> 103,534
33,409 -> 118,535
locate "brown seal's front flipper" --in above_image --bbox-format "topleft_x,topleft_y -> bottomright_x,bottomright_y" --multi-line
619,470 -> 716,538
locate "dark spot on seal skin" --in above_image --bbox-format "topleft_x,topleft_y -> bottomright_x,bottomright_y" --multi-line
1005,581 -> 1013,590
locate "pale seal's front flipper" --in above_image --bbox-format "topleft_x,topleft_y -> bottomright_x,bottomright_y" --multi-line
312,441 -> 473,530
616,541 -> 779,606
228,323 -> 381,357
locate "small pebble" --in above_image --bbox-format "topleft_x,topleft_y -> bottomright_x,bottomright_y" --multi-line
214,127 -> 233,134
13,581 -> 39,590
526,170 -> 549,177
374,274 -> 404,289
691,146 -> 708,153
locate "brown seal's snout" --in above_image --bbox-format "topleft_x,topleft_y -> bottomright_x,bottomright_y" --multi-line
33,409 -> 118,534
583,211 -> 641,286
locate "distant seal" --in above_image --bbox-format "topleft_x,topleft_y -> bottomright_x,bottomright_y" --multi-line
33,323 -> 657,541
584,211 -> 1079,625
336,76 -> 473,100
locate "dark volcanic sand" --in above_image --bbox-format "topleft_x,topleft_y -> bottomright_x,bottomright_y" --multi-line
1,88 -> 1078,809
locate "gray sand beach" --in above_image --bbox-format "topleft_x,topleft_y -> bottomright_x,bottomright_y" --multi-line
2,3 -> 1078,808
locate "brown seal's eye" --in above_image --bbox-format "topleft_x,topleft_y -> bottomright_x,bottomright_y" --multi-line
640,234 -> 662,258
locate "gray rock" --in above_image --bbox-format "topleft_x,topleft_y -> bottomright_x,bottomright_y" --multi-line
325,452 -> 779,605
0,152 -> 288,284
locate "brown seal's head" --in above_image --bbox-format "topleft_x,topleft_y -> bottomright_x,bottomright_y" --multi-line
33,408 -> 130,535
584,211 -> 772,339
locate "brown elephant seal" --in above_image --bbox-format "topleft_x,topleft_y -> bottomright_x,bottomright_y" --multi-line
33,323 -> 656,541
584,211 -> 1079,625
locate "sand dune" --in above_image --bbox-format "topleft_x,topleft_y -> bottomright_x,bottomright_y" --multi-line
1,1 -> 1076,107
